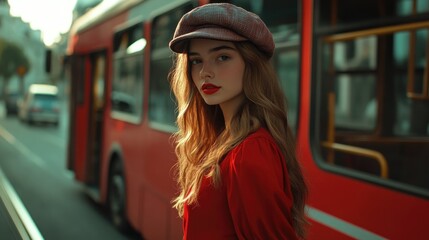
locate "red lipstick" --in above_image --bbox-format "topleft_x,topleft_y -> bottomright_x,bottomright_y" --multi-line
201,83 -> 220,95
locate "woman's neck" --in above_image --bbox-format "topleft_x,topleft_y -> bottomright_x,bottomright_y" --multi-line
221,109 -> 233,129
219,96 -> 245,129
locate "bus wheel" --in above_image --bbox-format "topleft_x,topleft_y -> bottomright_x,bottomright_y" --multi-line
108,159 -> 130,233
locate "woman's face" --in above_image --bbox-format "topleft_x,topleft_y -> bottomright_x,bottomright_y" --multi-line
188,38 -> 246,111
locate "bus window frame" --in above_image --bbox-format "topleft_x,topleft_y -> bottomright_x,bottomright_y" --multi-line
272,40 -> 301,135
311,4 -> 429,199
147,2 -> 194,133
110,23 -> 146,125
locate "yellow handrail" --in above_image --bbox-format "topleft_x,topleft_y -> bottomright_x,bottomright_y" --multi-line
323,21 -> 429,42
322,141 -> 389,179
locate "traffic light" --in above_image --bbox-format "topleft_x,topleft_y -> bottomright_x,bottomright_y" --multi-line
45,49 -> 52,73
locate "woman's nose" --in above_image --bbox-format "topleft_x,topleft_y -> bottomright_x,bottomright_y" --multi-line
200,63 -> 214,80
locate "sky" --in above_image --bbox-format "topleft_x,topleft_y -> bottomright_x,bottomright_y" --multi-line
8,0 -> 78,46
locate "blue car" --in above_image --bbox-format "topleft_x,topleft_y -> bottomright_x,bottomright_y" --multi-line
18,84 -> 60,126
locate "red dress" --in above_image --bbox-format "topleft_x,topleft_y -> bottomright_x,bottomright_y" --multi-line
183,128 -> 298,240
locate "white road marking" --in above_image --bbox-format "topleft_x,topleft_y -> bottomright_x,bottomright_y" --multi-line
0,125 -> 46,169
0,167 -> 44,240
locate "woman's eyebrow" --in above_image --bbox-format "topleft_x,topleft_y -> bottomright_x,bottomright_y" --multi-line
188,45 -> 237,56
208,45 -> 236,53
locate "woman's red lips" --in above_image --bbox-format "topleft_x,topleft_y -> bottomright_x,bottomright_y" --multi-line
202,83 -> 220,95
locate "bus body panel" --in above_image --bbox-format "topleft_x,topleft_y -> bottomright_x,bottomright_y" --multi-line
305,163 -> 429,239
72,13 -> 128,53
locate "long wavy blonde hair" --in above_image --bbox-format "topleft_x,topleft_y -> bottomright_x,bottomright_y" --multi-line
169,41 -> 308,238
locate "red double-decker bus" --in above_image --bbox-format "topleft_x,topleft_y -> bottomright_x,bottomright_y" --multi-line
66,0 -> 429,239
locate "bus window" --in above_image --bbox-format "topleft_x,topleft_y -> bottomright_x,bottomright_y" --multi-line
397,0 -> 429,15
318,0 -> 429,28
230,0 -> 298,29
315,0 -> 429,194
229,0 -> 300,132
325,36 -> 378,131
393,29 -> 429,136
111,24 -> 145,123
149,3 -> 193,131
274,44 -> 300,133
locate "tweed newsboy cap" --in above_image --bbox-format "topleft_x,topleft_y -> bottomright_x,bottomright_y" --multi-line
169,3 -> 274,58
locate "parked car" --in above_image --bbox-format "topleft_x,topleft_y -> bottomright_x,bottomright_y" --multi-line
5,91 -> 21,116
18,84 -> 60,126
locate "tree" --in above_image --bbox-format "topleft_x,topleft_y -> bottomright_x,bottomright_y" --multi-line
0,40 -> 31,100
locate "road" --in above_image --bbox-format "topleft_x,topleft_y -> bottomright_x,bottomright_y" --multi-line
0,100 -> 140,240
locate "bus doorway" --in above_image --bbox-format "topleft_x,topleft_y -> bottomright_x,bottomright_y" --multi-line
87,53 -> 106,188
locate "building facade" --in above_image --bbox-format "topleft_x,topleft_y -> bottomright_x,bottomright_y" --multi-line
0,0 -> 47,95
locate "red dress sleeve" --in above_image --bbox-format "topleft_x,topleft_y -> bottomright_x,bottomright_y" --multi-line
222,134 -> 298,240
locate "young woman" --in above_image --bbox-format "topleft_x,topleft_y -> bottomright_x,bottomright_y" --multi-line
168,3 -> 308,239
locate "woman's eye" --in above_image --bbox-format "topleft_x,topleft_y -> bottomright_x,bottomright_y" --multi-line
218,55 -> 230,61
190,59 -> 201,65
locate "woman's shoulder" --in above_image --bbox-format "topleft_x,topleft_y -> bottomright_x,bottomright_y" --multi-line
241,127 -> 276,145
222,127 -> 285,178
228,127 -> 280,158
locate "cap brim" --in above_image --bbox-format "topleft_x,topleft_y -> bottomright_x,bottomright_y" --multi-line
169,27 -> 247,53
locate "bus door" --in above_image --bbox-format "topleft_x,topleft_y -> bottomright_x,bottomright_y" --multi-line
67,54 -> 90,182
86,53 -> 107,187
67,53 -> 107,186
